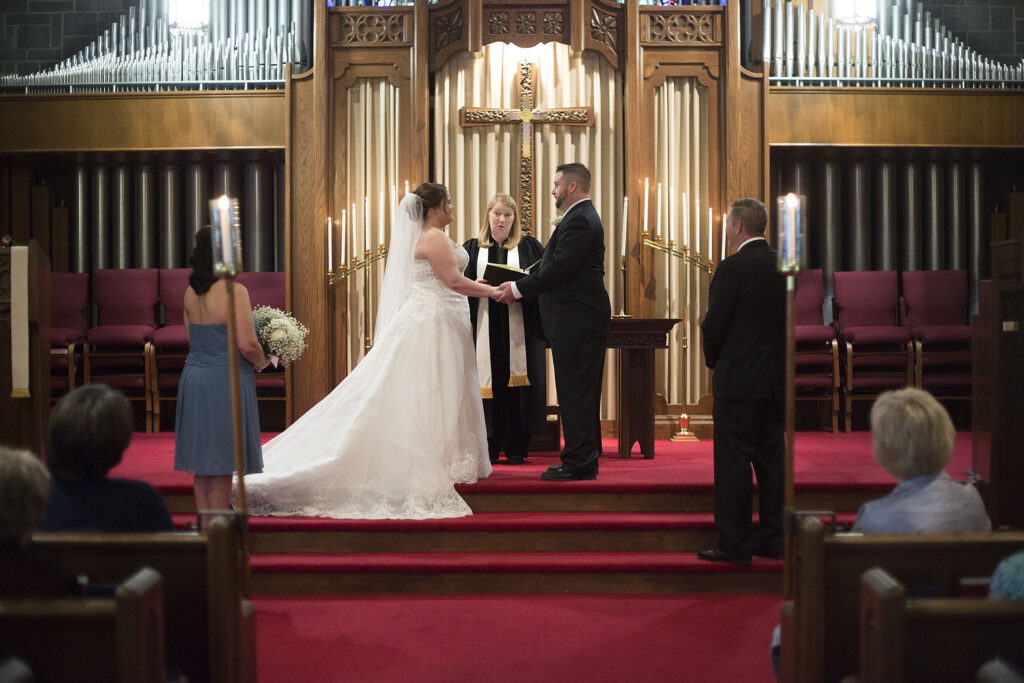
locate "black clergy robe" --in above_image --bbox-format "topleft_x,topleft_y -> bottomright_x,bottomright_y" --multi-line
464,235 -> 547,461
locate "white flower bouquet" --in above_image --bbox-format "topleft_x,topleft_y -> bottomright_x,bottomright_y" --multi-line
253,306 -> 309,367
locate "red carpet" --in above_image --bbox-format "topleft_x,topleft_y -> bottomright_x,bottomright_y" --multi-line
254,593 -> 783,682
114,431 -> 976,496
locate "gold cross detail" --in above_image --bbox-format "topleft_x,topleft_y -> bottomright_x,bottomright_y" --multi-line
459,61 -> 594,235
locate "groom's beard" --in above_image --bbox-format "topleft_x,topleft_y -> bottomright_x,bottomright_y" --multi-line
554,192 -> 565,209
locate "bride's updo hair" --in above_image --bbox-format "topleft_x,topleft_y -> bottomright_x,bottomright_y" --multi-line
412,183 -> 449,221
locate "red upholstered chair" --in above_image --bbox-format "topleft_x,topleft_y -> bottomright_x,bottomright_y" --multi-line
49,272 -> 89,398
84,269 -> 159,432
235,271 -> 287,409
832,271 -> 913,431
150,268 -> 192,431
901,270 -> 971,399
794,269 -> 840,433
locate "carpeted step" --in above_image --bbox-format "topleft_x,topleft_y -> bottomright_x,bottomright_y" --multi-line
249,550 -> 784,595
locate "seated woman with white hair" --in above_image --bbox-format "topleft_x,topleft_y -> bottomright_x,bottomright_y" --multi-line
853,387 -> 990,534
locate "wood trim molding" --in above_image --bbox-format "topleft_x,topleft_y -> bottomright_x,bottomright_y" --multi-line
0,92 -> 286,153
766,88 -> 1024,147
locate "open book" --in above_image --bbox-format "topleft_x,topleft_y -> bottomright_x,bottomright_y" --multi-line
482,259 -> 541,285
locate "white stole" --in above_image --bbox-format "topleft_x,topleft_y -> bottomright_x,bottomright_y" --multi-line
475,244 -> 529,399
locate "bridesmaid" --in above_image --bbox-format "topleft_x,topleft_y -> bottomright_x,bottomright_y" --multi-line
174,228 -> 269,525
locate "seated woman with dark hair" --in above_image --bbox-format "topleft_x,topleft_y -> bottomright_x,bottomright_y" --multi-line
40,385 -> 173,532
853,387 -> 990,533
0,446 -> 69,597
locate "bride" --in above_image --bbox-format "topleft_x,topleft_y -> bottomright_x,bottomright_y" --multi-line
243,183 -> 499,519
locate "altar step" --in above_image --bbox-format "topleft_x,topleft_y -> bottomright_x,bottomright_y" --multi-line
194,510 -> 857,595
248,550 -> 785,595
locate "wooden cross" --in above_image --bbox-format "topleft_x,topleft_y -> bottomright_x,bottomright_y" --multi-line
459,61 -> 594,235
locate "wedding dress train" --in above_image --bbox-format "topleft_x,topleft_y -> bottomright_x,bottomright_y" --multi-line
243,237 -> 491,519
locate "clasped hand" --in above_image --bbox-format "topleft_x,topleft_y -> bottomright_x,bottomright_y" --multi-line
493,281 -> 517,304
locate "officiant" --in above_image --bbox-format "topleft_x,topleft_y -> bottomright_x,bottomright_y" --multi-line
464,194 -> 546,465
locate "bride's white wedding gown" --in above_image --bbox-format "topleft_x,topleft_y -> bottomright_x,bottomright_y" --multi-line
244,239 -> 492,519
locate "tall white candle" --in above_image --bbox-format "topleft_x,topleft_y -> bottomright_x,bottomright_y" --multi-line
620,197 -> 629,259
340,210 -> 347,264
785,193 -> 799,265
327,217 -> 333,271
363,196 -> 370,250
642,177 -> 650,236
668,187 -> 676,245
720,214 -> 727,261
404,180 -> 409,195
681,193 -> 689,248
656,182 -> 663,241
378,191 -> 385,247
390,184 -> 397,232
351,203 -> 357,258
695,198 -> 701,254
217,196 -> 232,267
707,207 -> 713,257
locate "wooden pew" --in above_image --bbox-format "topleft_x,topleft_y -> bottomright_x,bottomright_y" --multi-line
781,514 -> 1024,683
859,567 -> 1024,683
0,567 -> 164,683
30,514 -> 255,683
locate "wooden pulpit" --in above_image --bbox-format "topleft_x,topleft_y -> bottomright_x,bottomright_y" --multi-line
0,241 -> 50,453
972,238 -> 1024,529
608,317 -> 680,459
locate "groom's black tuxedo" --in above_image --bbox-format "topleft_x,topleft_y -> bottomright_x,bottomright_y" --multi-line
516,198 -> 611,472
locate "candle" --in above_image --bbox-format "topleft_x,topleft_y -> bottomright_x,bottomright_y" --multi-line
378,191 -> 385,246
681,193 -> 689,248
216,195 -> 232,267
642,177 -> 649,236
620,196 -> 629,259
668,187 -> 675,246
656,182 -> 663,242
340,209 -> 347,264
351,203 -> 357,257
363,196 -> 370,250
327,217 -> 333,272
720,213 -> 727,261
390,184 -> 398,231
785,193 -> 799,266
707,207 -> 713,258
404,179 -> 409,195
695,198 -> 701,254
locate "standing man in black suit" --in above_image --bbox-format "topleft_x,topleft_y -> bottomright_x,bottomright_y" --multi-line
697,198 -> 786,565
495,163 -> 611,481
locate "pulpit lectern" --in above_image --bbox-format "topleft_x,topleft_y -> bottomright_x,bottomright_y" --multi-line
0,241 -> 50,453
608,317 -> 680,459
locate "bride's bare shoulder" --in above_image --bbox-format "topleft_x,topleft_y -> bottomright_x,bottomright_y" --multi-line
414,226 -> 448,257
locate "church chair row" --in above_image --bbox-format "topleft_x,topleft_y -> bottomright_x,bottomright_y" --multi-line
0,567 -> 165,683
780,514 -> 1024,683
795,269 -> 971,432
26,514 -> 256,683
49,268 -> 286,432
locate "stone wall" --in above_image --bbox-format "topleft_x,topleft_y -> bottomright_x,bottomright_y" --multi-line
1,0 -> 134,77
919,0 -> 1024,66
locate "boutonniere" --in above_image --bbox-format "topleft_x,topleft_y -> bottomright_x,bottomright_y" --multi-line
551,215 -> 563,227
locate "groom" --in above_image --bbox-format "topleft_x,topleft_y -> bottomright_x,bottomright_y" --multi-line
496,163 -> 611,481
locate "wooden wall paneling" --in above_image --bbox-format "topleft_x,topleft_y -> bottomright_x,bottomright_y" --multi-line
286,0 -> 332,422
623,0 -> 645,317
428,0 -> 470,74
10,169 -> 30,245
583,0 -> 624,71
722,0 -> 766,216
766,89 -> 1024,148
0,93 -> 286,154
30,184 -> 52,258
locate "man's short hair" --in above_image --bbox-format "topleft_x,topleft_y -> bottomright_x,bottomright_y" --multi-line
729,198 -> 768,236
0,446 -> 49,546
556,163 -> 591,194
46,385 -> 133,483
870,388 -> 955,480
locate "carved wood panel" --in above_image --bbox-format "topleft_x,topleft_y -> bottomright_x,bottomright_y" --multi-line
641,8 -> 722,47
329,10 -> 411,47
482,4 -> 569,48
429,1 -> 469,73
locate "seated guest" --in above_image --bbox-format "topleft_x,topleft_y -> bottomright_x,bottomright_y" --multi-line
40,385 -> 173,532
989,551 -> 1024,600
0,446 -> 69,597
853,387 -> 990,534
771,388 -> 990,679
